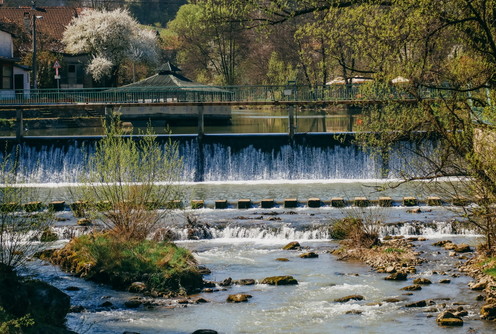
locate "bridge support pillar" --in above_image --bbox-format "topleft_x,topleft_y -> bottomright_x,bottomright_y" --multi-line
104,105 -> 114,129
16,108 -> 23,142
198,104 -> 205,139
288,104 -> 295,139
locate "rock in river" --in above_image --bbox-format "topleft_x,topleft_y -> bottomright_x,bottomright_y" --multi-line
261,276 -> 298,285
226,294 -> 252,303
385,272 -> 408,281
413,278 -> 432,285
299,252 -> 318,258
334,295 -> 364,303
481,303 -> 496,320
282,241 -> 301,250
436,311 -> 463,326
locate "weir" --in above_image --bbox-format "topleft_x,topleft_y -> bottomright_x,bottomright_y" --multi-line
0,133 -> 436,183
1,133 -> 432,183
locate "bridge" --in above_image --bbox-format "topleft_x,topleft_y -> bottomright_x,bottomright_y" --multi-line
0,84 -> 458,141
0,84 -> 436,108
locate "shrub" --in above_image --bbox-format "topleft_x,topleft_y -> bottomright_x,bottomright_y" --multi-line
330,217 -> 380,248
74,118 -> 183,241
50,233 -> 203,295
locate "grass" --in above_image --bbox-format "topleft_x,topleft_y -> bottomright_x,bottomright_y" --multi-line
481,257 -> 496,278
50,233 -> 202,295
384,247 -> 405,254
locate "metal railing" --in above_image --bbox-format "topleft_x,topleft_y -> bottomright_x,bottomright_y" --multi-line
0,84 -> 445,106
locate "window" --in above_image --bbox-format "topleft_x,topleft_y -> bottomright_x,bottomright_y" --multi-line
1,65 -> 12,89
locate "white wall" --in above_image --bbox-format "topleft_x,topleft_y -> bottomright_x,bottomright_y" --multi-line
0,30 -> 13,59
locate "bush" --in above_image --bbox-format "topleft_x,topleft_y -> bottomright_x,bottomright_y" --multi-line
50,233 -> 203,295
330,217 -> 380,248
75,118 -> 183,241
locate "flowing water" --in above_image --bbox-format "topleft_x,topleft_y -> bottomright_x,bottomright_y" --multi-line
7,128 -> 495,333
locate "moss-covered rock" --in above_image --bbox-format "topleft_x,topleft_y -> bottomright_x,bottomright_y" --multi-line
261,276 -> 298,285
226,294 -> 252,303
282,241 -> 301,250
0,264 -> 72,333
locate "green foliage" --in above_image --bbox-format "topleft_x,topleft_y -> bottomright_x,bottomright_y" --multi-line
384,248 -> 405,254
330,217 -> 363,240
265,52 -> 298,85
74,117 -> 183,240
55,233 -> 200,293
0,307 -> 35,334
165,2 -> 247,85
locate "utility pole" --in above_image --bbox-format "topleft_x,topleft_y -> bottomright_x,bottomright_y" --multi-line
32,11 -> 37,89
31,1 -> 42,89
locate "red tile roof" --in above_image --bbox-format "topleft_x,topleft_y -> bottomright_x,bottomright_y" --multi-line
0,7 -> 83,42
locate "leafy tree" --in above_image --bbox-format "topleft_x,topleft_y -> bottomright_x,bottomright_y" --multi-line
165,2 -> 247,85
264,51 -> 298,85
62,8 -> 159,86
74,118 -> 183,241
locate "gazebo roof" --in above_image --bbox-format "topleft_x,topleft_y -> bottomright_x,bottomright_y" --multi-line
115,62 -> 230,93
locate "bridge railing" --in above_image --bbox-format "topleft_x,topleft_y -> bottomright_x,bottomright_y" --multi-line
0,84 -> 443,105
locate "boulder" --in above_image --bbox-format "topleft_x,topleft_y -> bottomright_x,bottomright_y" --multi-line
385,272 -> 408,281
334,295 -> 364,303
480,303 -> 496,320
20,279 -> 71,326
432,240 -> 452,247
234,279 -> 256,286
383,298 -> 402,303
401,284 -> 422,291
345,310 -> 363,315
261,276 -> 298,285
193,298 -> 209,304
439,279 -> 451,284
405,300 -> 427,308
453,244 -> 472,253
219,277 -> 232,287
282,241 -> 301,250
469,281 -> 487,290
226,294 -> 252,303
197,266 -> 212,275
276,258 -> 289,262
385,266 -> 396,273
299,252 -> 318,258
413,278 -> 432,285
129,282 -> 147,293
124,298 -> 142,308
192,330 -> 218,334
436,311 -> 463,326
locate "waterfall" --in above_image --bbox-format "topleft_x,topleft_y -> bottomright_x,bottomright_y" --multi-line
0,135 -> 435,183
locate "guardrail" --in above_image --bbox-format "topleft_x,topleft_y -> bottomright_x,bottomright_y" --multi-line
0,84 -> 444,106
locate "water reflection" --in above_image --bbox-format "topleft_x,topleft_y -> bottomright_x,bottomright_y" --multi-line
0,106 -> 360,136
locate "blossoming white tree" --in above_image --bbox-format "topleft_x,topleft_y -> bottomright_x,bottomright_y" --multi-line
62,8 -> 159,85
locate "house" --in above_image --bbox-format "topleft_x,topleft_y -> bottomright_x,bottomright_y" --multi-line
0,6 -> 93,88
0,28 -> 29,99
114,62 -> 232,123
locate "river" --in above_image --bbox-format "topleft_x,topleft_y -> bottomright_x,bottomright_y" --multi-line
8,109 -> 496,333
